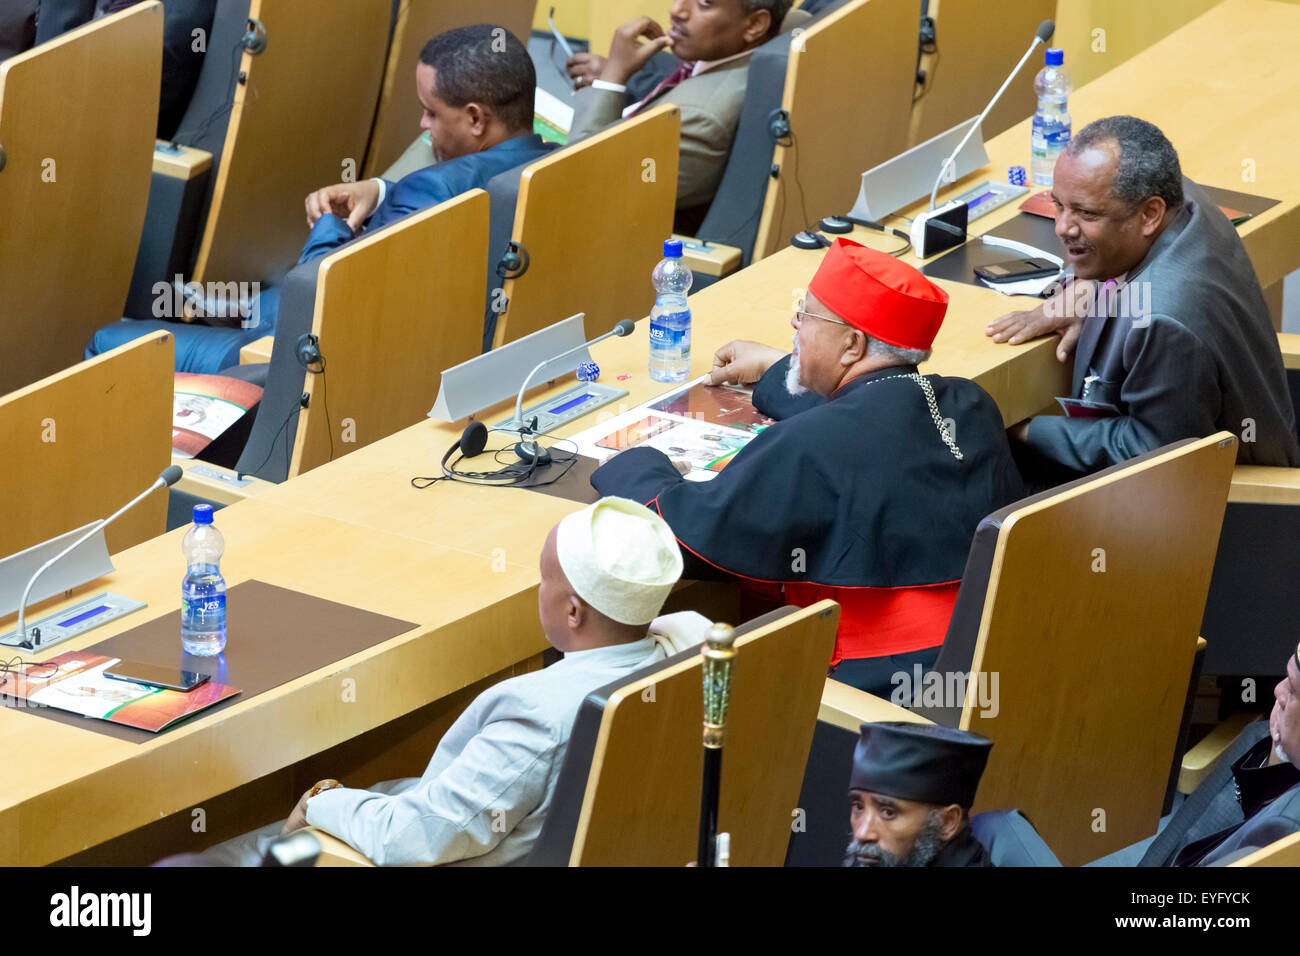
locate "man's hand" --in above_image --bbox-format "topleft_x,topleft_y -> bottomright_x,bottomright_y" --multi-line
566,51 -> 607,90
281,788 -> 315,835
599,17 -> 672,85
986,282 -> 1095,363
1007,419 -> 1032,444
281,778 -> 342,834
708,340 -> 785,386
305,180 -> 382,232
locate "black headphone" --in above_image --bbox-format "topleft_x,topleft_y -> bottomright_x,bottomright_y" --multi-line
295,333 -> 324,372
241,18 -> 268,56
496,241 -> 530,280
435,422 -> 544,485
767,108 -> 792,145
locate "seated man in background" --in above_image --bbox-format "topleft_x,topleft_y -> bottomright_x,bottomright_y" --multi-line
567,0 -> 793,233
1093,642 -> 1300,867
87,23 -> 553,374
200,497 -> 694,866
592,239 -> 1026,697
986,115 -> 1299,489
846,722 -> 994,867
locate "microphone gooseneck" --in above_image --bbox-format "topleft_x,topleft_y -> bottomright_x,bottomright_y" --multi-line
16,473 -> 173,650
510,320 -> 636,438
928,22 -> 1055,210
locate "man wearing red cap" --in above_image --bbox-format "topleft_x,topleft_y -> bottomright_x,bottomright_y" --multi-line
592,239 -> 1025,695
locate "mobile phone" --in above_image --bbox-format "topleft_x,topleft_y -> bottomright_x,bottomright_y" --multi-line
104,661 -> 210,693
974,257 -> 1060,283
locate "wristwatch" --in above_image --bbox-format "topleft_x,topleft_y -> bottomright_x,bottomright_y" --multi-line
307,778 -> 342,799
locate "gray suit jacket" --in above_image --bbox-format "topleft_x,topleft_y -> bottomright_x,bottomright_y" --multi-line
1022,178 -> 1300,474
568,55 -> 751,212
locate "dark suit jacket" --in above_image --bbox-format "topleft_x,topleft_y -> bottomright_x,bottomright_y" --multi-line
299,133 -> 555,262
1021,178 -> 1300,476
1139,723 -> 1300,866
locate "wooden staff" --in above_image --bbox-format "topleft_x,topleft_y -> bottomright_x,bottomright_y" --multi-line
698,621 -> 737,867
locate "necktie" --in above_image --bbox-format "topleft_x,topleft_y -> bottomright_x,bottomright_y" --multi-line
628,61 -> 697,116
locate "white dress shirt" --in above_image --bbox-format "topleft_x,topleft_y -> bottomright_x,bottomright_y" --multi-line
305,636 -> 667,866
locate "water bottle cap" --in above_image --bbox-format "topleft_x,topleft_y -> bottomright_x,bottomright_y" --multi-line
1045,47 -> 1063,66
192,503 -> 215,525
662,238 -> 683,258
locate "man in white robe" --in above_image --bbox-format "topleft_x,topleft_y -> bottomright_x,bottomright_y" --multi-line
201,496 -> 694,866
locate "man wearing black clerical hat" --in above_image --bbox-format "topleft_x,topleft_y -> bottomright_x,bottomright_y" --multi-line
846,722 -> 994,867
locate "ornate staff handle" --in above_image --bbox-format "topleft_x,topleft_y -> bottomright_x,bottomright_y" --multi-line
698,621 -> 737,867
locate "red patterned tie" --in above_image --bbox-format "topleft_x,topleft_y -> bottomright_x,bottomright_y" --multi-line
628,61 -> 698,116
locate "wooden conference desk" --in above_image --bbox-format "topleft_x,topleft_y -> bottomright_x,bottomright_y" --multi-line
4,0 -> 1299,866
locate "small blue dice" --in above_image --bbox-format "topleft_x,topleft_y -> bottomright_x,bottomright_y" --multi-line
1008,165 -> 1027,187
577,361 -> 600,383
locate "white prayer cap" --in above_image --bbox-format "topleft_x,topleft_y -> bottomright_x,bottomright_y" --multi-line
556,497 -> 684,626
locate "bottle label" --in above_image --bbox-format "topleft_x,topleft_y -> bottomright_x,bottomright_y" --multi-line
649,312 -> 691,359
182,592 -> 225,623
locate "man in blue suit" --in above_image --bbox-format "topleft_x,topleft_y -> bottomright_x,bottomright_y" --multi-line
88,23 -> 555,373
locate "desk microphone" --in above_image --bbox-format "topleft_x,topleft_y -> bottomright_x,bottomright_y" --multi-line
16,465 -> 183,650
507,319 -> 636,463
911,19 -> 1055,257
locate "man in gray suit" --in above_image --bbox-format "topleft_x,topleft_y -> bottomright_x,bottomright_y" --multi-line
566,0 -> 793,232
987,115 -> 1299,488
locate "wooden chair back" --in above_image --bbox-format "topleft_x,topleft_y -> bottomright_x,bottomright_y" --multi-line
541,601 -> 839,866
932,433 -> 1239,865
189,0 -> 392,286
751,0 -> 916,261
491,104 -> 679,347
0,3 -> 162,394
289,189 -> 489,475
0,332 -> 174,560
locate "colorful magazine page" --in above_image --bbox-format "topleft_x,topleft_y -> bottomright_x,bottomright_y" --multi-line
571,376 -> 770,481
5,650 -> 239,733
172,373 -> 263,459
593,415 -> 753,477
646,380 -> 775,434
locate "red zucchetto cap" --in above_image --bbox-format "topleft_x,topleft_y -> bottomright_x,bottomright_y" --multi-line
808,238 -> 949,351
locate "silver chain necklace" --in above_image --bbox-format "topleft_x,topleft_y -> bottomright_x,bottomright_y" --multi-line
857,372 -> 964,461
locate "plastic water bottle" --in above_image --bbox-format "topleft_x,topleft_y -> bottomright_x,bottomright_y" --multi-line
181,503 -> 226,656
1030,48 -> 1071,186
649,239 -> 693,382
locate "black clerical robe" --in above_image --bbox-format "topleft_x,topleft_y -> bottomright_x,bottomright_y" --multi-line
931,827 -> 994,867
591,358 -> 1026,664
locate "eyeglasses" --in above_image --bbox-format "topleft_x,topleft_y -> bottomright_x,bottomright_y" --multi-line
793,299 -> 849,328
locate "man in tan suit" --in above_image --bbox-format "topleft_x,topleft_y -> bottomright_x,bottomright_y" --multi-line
567,0 -> 794,232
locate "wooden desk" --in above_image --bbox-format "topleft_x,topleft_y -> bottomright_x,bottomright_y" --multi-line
0,498 -> 548,865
